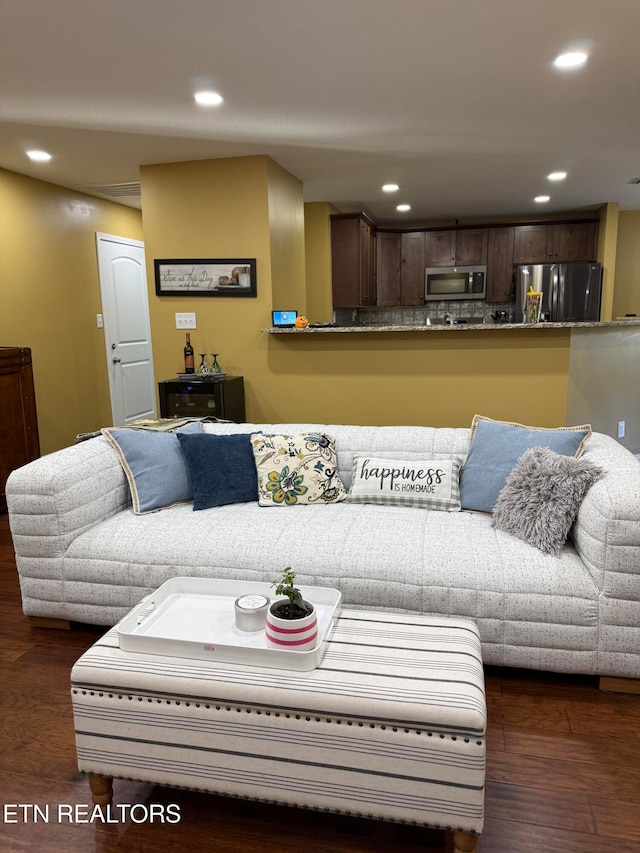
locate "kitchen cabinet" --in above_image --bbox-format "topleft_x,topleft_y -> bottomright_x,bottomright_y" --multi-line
375,232 -> 401,306
400,232 -> 426,304
425,228 -> 488,267
513,222 -> 597,264
486,226 -> 515,303
0,347 -> 40,512
331,214 -> 376,307
376,232 -> 425,306
552,222 -> 597,261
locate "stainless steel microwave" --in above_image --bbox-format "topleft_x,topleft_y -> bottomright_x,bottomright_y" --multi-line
424,266 -> 487,301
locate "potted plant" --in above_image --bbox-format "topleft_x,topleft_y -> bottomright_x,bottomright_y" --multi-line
265,567 -> 317,652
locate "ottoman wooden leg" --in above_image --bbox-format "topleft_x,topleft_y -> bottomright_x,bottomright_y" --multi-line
453,830 -> 478,852
89,773 -> 113,807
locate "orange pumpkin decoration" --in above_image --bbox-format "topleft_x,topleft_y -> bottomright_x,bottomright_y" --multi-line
294,315 -> 309,329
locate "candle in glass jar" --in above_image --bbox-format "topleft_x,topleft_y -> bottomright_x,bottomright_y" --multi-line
234,594 -> 270,631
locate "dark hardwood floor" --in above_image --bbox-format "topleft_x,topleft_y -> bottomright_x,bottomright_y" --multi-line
1,513 -> 639,852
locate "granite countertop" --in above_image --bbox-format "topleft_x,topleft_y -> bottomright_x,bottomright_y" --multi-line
262,319 -> 640,334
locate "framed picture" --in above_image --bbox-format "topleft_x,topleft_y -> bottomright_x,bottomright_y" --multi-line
154,258 -> 257,297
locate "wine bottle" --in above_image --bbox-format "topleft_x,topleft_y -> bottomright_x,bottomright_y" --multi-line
183,332 -> 195,374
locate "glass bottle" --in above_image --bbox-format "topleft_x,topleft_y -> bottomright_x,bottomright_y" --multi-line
183,333 -> 195,374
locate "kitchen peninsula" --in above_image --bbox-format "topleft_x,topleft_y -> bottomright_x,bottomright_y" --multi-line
262,319 -> 640,334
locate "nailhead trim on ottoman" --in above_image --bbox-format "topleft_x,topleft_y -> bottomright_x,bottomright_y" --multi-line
71,609 -> 486,836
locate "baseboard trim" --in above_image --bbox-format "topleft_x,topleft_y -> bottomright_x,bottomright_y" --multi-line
599,676 -> 640,694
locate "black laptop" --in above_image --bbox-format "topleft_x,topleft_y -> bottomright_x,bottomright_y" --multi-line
272,310 -> 298,328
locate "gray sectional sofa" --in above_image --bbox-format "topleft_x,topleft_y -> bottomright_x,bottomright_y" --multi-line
6,420 -> 640,679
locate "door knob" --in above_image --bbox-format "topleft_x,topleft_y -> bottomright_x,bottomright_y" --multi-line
112,357 -> 121,363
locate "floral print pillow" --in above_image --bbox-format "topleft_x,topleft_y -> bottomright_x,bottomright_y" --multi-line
251,433 -> 347,506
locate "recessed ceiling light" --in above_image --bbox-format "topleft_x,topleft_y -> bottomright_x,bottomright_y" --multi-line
26,149 -> 52,162
382,184 -> 399,192
547,171 -> 567,181
553,51 -> 588,69
534,195 -> 551,204
194,91 -> 224,106
396,204 -> 411,212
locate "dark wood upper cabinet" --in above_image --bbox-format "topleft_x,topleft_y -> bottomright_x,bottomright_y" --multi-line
375,232 -> 402,306
400,232 -> 426,304
425,230 -> 456,266
486,227 -> 515,303
552,222 -> 597,262
454,228 -> 489,265
426,228 -> 488,266
513,222 -> 597,264
331,214 -> 376,307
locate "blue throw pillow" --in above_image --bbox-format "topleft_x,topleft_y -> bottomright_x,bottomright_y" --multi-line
102,422 -> 203,514
176,432 -> 258,510
459,416 -> 592,513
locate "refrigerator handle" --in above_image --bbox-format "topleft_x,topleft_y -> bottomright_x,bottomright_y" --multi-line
551,266 -> 559,320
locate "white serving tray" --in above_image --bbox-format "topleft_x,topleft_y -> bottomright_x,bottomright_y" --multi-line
117,577 -> 341,672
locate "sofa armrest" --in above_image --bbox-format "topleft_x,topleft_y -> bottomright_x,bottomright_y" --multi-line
572,434 -> 640,597
6,435 -> 129,560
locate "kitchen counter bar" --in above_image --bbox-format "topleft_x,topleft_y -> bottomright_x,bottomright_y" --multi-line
262,319 -> 640,334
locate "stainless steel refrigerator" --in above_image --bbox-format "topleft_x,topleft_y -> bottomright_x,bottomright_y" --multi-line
514,263 -> 602,323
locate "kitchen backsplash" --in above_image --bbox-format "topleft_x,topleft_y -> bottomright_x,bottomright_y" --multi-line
334,300 -> 516,326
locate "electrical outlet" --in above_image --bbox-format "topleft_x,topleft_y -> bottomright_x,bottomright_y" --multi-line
618,420 -> 626,439
175,312 -> 197,329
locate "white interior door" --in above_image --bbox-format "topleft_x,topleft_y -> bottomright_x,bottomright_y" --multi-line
96,233 -> 157,425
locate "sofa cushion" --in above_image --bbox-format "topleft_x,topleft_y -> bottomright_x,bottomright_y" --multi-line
348,456 -> 461,511
251,432 -> 347,506
102,422 -> 203,514
176,432 -> 258,510
492,446 -> 604,555
459,415 -> 592,513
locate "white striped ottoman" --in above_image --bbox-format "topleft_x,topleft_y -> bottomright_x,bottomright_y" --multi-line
71,610 -> 486,853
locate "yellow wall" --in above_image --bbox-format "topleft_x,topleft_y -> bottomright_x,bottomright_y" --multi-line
0,168 -> 142,453
597,202 -> 619,321
304,202 -> 339,323
267,159 -> 307,313
263,328 -> 572,427
140,156 -> 306,419
613,210 -> 640,318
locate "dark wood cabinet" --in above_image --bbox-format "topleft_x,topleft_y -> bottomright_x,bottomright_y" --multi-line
425,230 -> 456,266
331,214 -> 375,307
400,232 -> 426,304
552,222 -> 597,261
158,376 -> 246,422
375,232 -> 401,306
0,347 -> 40,512
513,222 -> 597,264
426,228 -> 488,267
486,227 -> 516,303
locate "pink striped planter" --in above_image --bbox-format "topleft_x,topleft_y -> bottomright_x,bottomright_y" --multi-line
265,601 -> 318,652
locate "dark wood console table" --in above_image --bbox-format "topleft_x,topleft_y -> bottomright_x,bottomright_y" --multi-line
0,347 -> 40,512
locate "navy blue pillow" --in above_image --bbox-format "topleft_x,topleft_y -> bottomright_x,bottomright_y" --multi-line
176,432 -> 258,510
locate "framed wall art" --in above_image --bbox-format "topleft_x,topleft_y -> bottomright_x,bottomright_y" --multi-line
154,258 -> 257,297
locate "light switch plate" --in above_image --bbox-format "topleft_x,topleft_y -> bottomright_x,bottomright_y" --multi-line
175,312 -> 197,329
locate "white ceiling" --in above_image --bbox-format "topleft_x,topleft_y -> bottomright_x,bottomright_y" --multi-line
2,0 -> 639,224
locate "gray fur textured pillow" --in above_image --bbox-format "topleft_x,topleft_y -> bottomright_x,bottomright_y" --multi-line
491,446 -> 604,556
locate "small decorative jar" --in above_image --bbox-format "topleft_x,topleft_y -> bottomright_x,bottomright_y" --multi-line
234,594 -> 270,632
